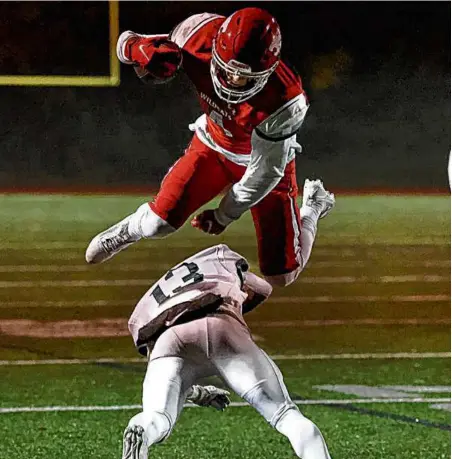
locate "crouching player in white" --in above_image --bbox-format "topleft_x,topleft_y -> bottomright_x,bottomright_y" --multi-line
123,243 -> 332,458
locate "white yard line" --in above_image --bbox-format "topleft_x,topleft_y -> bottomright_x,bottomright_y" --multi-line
0,242 -> 212,250
0,260 -> 449,272
380,386 -> 451,393
0,275 -> 448,288
0,295 -> 448,309
5,253 -> 84,260
1,398 -> 450,414
0,280 -> 157,288
251,318 -> 450,327
269,294 -> 451,303
0,242 -> 448,254
0,352 -> 449,366
268,352 -> 452,360
0,265 -> 163,273
0,318 -> 449,339
0,300 -> 133,308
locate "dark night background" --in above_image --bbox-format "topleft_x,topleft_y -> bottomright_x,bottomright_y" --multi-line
0,1 -> 450,190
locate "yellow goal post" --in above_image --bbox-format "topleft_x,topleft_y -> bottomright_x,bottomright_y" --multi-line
0,1 -> 120,87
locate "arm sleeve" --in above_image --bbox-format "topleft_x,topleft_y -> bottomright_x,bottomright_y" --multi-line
215,131 -> 294,225
242,272 -> 273,314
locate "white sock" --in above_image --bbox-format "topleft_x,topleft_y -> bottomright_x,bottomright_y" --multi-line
142,411 -> 172,445
300,204 -> 320,236
128,203 -> 176,239
127,411 -> 171,450
264,204 -> 321,286
276,409 -> 331,459
298,205 -> 321,270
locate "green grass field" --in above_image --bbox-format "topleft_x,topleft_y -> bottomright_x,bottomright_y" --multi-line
0,194 -> 450,458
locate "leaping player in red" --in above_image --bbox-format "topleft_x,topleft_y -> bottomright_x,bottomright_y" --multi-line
86,7 -> 335,287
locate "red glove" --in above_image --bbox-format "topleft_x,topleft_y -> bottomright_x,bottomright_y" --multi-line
119,32 -> 182,81
191,209 -> 226,235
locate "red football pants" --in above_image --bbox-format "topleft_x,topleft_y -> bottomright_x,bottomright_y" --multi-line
150,134 -> 302,277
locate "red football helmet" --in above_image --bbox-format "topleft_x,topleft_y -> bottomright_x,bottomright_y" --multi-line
211,7 -> 282,104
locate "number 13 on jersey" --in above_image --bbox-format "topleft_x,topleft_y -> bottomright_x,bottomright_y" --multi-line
149,262 -> 204,306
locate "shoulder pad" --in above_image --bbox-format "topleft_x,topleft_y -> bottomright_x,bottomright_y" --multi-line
169,13 -> 224,48
256,93 -> 308,141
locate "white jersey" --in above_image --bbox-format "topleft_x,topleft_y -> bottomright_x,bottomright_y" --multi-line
128,244 -> 250,354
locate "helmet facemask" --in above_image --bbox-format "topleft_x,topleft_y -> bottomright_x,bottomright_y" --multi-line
211,43 -> 278,104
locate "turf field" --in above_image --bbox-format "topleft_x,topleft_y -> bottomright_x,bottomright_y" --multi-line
0,194 -> 450,459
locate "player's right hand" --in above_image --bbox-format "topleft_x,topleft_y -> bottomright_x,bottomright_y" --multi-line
191,209 -> 227,235
187,385 -> 231,411
116,31 -> 182,81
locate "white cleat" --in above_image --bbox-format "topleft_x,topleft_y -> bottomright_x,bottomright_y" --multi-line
85,215 -> 138,264
302,179 -> 336,219
122,425 -> 147,459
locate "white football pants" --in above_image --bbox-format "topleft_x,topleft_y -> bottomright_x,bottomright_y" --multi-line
127,313 -> 331,459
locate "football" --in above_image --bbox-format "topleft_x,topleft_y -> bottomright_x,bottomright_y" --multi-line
134,40 -> 182,84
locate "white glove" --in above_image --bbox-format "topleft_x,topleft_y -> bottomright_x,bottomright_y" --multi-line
187,385 -> 231,411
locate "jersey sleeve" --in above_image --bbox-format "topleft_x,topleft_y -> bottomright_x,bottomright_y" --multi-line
242,272 -> 273,314
168,13 -> 223,49
256,93 -> 309,141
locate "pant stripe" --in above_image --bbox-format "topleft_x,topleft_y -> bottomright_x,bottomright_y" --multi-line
288,193 -> 302,266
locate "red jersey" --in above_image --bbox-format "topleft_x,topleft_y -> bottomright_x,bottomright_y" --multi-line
116,13 -> 309,223
167,13 -> 307,156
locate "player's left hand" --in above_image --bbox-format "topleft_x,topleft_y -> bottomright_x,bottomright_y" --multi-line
191,209 -> 226,235
187,385 -> 231,411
